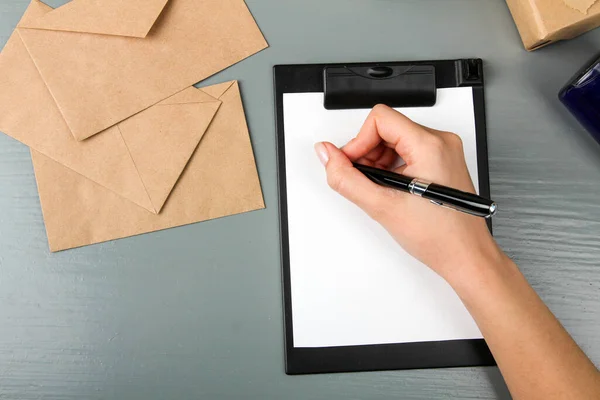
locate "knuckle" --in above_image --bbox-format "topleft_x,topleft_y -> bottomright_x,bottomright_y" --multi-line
428,135 -> 446,153
372,104 -> 388,114
444,132 -> 463,149
371,104 -> 392,119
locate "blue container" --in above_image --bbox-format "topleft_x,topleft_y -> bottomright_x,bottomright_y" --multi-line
560,56 -> 600,144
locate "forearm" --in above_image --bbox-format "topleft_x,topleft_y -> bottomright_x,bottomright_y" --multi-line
450,252 -> 600,400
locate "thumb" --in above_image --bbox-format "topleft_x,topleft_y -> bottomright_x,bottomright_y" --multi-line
314,142 -> 394,220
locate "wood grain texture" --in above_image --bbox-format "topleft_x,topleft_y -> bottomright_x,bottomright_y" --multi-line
0,0 -> 599,399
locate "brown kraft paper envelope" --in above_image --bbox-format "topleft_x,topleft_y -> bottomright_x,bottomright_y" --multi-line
0,4 -> 222,213
31,81 -> 266,252
16,0 -> 268,141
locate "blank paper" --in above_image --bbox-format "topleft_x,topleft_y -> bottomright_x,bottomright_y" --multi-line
283,87 -> 483,348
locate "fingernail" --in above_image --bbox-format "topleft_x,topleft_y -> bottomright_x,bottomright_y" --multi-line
314,142 -> 330,166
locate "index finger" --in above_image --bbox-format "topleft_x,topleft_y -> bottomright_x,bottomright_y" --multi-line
342,104 -> 432,165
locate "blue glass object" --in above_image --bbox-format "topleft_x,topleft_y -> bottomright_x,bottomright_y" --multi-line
560,56 -> 600,144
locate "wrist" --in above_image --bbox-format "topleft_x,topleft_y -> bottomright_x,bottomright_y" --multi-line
444,241 -> 515,301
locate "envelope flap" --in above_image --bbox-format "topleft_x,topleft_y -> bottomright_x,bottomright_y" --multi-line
19,0 -> 170,38
0,3 -> 155,214
30,79 -> 265,252
199,81 -> 236,100
13,0 -> 268,141
158,87 -> 220,105
118,92 -> 222,213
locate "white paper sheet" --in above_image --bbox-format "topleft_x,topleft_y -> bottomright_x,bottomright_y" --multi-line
283,87 -> 483,348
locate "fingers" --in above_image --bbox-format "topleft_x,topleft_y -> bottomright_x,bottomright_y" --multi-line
354,143 -> 398,169
376,147 -> 399,169
342,104 -> 434,165
314,142 -> 401,220
356,147 -> 398,170
360,142 -> 387,163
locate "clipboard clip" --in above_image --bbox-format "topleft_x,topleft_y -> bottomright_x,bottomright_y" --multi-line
323,64 -> 436,110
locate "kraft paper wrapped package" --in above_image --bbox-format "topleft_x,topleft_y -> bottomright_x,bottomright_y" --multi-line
0,0 -> 268,251
507,0 -> 600,50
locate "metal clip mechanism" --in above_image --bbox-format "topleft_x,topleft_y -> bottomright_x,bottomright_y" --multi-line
408,179 -> 430,196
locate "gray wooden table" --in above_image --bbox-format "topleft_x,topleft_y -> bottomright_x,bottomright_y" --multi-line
1,0 -> 599,399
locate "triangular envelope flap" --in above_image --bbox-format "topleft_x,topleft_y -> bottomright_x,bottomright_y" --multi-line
29,79 -> 264,252
0,8 -> 154,213
199,81 -> 236,100
19,0 -> 170,38
14,0 -> 268,141
158,87 -> 220,105
118,100 -> 221,213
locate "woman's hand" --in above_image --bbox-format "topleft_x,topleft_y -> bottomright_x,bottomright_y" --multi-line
315,104 -> 600,399
314,104 -> 504,285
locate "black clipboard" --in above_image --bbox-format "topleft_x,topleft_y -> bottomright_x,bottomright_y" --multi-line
274,59 -> 495,375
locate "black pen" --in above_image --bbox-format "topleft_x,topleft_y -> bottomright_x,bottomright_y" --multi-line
353,163 -> 497,218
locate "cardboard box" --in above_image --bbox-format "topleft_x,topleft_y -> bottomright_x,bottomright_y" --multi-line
506,0 -> 600,50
